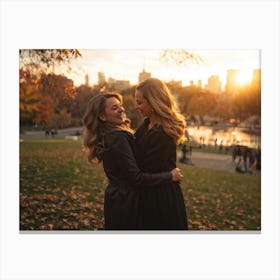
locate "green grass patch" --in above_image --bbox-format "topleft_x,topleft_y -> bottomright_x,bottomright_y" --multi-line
20,139 -> 261,231
178,163 -> 261,230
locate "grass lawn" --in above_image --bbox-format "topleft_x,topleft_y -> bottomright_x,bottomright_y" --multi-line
20,139 -> 261,231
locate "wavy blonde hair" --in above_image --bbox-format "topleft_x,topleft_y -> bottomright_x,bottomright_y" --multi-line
82,93 -> 132,163
136,78 -> 186,144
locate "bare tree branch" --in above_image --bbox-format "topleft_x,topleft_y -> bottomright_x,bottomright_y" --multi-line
161,49 -> 204,66
19,49 -> 82,74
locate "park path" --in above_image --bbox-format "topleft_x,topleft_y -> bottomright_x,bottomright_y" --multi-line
21,128 -> 259,175
179,151 -> 261,176
20,127 -> 82,140
181,151 -> 236,173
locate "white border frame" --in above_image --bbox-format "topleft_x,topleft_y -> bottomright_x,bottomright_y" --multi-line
1,1 -> 279,279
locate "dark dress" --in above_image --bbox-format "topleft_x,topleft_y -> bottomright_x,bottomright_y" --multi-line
102,129 -> 173,230
134,118 -> 188,230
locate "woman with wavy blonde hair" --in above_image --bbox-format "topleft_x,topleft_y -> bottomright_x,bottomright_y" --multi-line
136,77 -> 186,144
135,78 -> 188,230
82,92 -> 183,230
83,92 -> 132,163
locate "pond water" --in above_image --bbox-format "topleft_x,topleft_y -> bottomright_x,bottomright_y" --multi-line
186,125 -> 261,149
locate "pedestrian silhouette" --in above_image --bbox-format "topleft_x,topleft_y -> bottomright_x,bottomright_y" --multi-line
51,129 -> 55,137
179,143 -> 188,163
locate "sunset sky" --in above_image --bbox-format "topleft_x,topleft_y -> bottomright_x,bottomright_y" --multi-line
60,49 -> 261,89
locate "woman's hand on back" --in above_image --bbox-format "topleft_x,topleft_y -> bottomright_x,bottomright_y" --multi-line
171,168 -> 183,182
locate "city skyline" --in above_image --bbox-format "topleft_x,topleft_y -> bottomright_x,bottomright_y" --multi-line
93,67 -> 261,93
57,49 -> 261,89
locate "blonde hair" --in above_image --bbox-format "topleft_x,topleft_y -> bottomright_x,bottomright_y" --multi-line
82,93 -> 132,163
136,78 -> 186,144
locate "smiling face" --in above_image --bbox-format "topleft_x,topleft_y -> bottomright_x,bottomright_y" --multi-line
99,97 -> 125,125
135,90 -> 154,118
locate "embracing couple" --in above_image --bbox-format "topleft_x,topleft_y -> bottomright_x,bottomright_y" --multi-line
82,78 -> 188,230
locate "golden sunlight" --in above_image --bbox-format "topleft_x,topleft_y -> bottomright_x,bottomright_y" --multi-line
236,70 -> 253,85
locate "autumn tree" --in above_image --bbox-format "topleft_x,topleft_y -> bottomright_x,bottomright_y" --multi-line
20,69 -> 39,126
50,108 -> 72,129
187,92 -> 217,124
231,84 -> 261,123
168,84 -> 196,118
36,73 -> 77,128
71,85 -> 102,126
19,49 -> 81,129
211,96 -> 233,122
19,49 -> 81,73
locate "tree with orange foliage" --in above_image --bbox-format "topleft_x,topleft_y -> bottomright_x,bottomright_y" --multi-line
19,49 -> 81,128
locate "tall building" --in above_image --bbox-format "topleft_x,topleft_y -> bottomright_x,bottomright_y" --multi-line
85,74 -> 89,86
167,80 -> 182,88
98,72 -> 106,85
138,67 -> 151,84
205,75 -> 222,94
225,69 -> 240,95
108,78 -> 130,91
252,69 -> 261,88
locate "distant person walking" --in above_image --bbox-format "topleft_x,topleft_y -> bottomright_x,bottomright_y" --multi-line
189,142 -> 192,155
179,143 -> 188,163
242,147 -> 248,172
219,140 -> 223,152
51,129 -> 55,137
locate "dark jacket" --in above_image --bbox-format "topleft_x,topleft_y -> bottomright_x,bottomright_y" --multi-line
102,129 -> 173,230
134,118 -> 188,230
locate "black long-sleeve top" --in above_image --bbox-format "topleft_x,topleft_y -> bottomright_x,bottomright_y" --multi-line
101,129 -> 173,229
102,130 -> 173,187
134,118 -> 188,230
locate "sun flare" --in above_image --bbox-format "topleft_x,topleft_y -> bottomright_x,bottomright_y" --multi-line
236,70 -> 253,85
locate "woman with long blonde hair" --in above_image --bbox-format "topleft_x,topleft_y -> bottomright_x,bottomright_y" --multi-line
135,78 -> 188,229
83,92 -> 183,230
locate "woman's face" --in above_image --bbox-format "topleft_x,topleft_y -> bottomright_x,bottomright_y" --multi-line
135,90 -> 153,118
100,97 -> 125,125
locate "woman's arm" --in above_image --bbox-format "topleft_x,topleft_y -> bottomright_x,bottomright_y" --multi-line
105,131 -> 180,187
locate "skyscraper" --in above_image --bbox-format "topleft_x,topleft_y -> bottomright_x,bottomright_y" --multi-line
98,72 -> 106,85
138,67 -> 151,84
252,69 -> 261,88
225,69 -> 240,95
85,74 -> 89,86
206,75 -> 222,94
